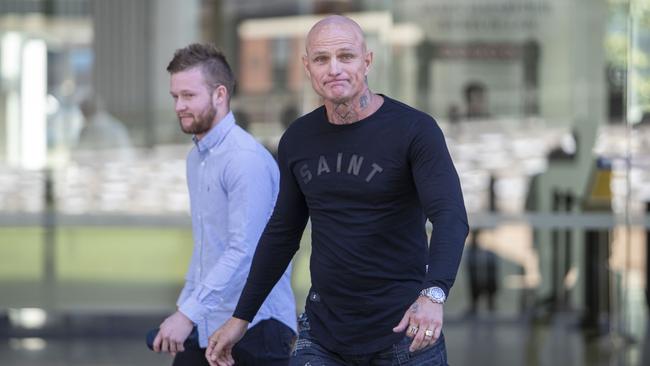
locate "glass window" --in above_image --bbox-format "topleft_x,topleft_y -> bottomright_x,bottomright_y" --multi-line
0,1 -> 648,365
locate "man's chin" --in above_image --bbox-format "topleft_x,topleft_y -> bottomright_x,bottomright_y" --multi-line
179,121 -> 204,135
185,126 -> 212,136
179,121 -> 194,135
327,93 -> 351,105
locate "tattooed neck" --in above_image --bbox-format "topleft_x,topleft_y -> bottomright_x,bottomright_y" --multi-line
332,102 -> 358,124
329,90 -> 374,125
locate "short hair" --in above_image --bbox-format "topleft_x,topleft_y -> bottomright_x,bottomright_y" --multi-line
167,43 -> 235,99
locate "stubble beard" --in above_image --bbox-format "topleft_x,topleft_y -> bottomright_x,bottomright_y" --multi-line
179,104 -> 217,136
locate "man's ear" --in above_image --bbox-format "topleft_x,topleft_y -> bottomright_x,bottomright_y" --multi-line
302,54 -> 312,79
213,85 -> 227,106
364,51 -> 373,76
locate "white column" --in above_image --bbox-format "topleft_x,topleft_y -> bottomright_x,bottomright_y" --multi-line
20,39 -> 47,170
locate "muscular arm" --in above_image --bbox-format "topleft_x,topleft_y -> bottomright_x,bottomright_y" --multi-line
393,117 -> 468,352
409,117 -> 469,296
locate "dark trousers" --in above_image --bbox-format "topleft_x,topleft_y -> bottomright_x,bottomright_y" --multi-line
173,318 -> 295,366
290,313 -> 448,366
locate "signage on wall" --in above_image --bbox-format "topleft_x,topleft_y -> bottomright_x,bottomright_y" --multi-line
433,43 -> 524,60
395,0 -> 555,39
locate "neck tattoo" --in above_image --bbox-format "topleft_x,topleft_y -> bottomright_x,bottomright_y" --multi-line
330,91 -> 374,125
333,102 -> 358,124
359,93 -> 370,109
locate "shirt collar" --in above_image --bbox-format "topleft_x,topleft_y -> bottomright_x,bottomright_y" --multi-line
193,111 -> 235,153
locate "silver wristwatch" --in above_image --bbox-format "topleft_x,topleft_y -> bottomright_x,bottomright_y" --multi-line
419,286 -> 446,304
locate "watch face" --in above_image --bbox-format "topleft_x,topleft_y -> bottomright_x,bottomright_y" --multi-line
432,287 -> 445,300
420,287 -> 446,303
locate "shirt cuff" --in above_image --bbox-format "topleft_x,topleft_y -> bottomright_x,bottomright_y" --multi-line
176,283 -> 194,307
178,296 -> 208,324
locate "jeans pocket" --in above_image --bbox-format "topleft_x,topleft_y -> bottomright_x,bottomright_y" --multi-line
393,334 -> 448,366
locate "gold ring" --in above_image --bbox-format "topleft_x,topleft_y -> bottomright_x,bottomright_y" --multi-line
409,325 -> 418,334
424,329 -> 434,338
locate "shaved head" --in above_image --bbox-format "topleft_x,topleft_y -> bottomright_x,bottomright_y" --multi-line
302,14 -> 378,123
306,15 -> 367,54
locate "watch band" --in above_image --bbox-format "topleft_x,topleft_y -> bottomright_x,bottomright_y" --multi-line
419,286 -> 446,304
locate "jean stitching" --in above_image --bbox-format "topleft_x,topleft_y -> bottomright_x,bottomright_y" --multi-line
393,337 -> 409,365
390,335 -> 447,365
292,338 -> 313,355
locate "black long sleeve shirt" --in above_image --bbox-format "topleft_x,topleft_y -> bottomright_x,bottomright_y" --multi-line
233,96 -> 469,354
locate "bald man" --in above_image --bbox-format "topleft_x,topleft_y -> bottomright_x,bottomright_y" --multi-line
206,15 -> 468,366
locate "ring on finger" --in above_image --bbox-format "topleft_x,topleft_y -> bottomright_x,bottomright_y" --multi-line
409,325 -> 419,334
424,329 -> 434,338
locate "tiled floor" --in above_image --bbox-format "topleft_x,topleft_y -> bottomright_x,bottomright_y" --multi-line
445,314 -> 648,366
1,313 -> 647,366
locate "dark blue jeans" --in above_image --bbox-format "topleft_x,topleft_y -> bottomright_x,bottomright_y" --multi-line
172,318 -> 295,366
290,313 -> 448,366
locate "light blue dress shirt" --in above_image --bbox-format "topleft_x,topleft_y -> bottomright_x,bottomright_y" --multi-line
177,111 -> 297,347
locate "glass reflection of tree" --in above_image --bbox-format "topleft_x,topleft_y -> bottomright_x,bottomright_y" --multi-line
606,0 -> 650,124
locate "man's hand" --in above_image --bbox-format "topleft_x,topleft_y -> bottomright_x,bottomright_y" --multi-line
153,311 -> 194,356
205,317 -> 249,366
392,296 -> 443,352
